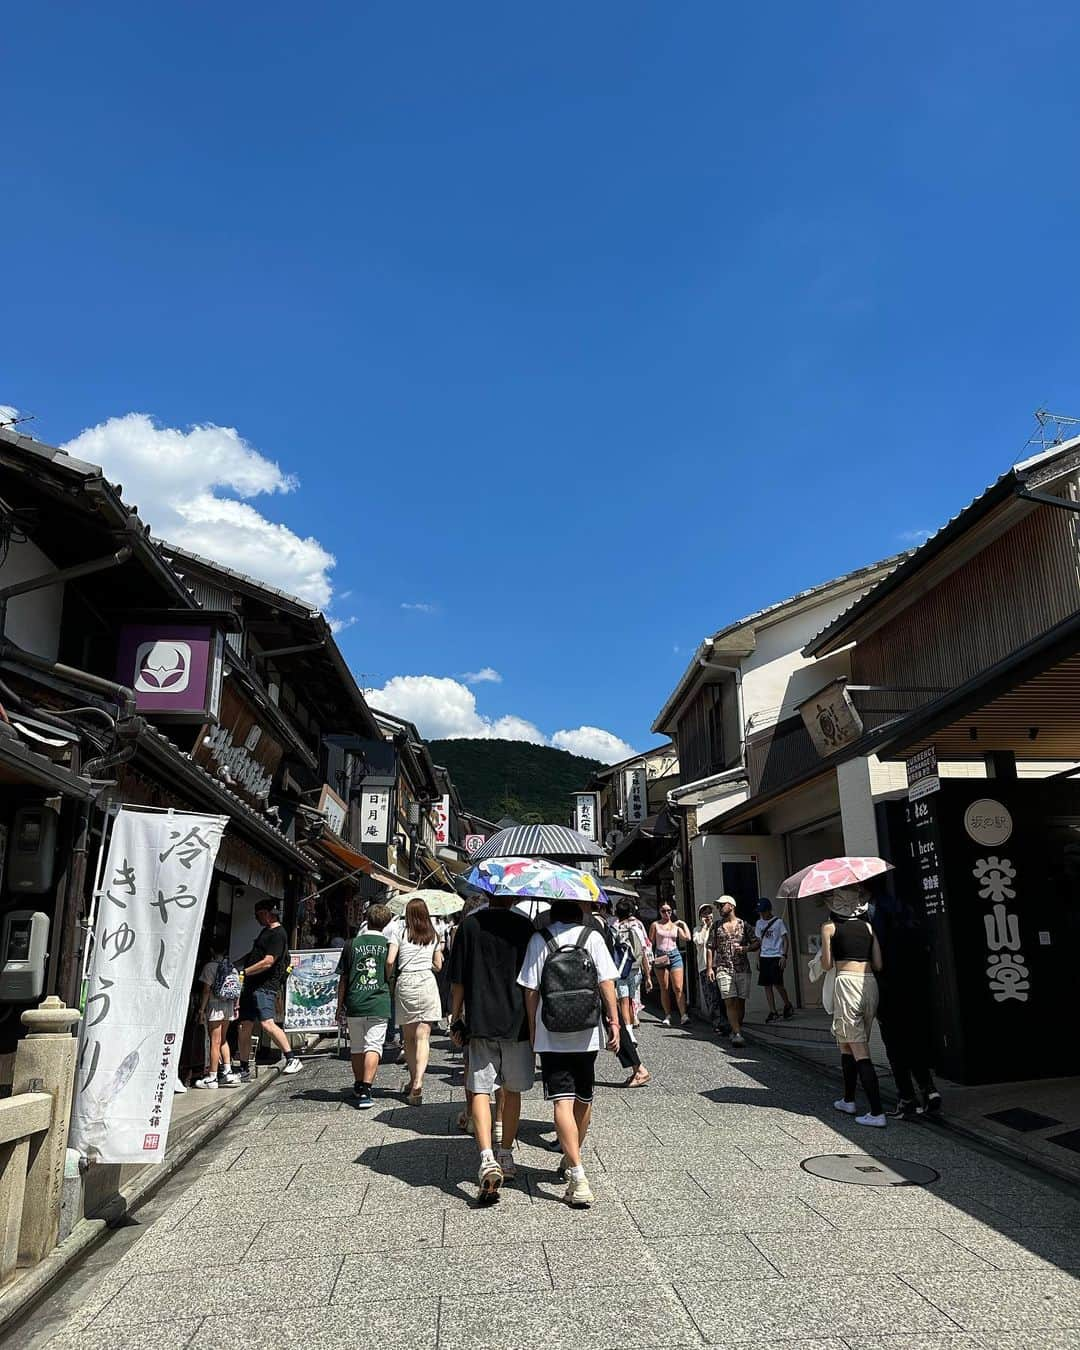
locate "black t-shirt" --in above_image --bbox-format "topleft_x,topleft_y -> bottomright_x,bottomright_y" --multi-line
448,907 -> 534,1042
244,925 -> 289,993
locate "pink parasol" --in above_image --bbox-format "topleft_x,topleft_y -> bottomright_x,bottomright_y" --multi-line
778,856 -> 893,901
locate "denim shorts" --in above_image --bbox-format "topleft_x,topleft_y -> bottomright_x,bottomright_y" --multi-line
656,949 -> 683,972
616,967 -> 641,1002
238,984 -> 278,1023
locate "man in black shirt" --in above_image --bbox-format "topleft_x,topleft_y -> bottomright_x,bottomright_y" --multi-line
449,897 -> 535,1198
236,904 -> 303,1081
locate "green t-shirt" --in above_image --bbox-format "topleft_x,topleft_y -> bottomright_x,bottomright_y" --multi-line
337,932 -> 391,1018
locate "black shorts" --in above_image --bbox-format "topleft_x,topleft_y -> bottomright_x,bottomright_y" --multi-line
758,957 -> 784,987
539,1050 -> 597,1103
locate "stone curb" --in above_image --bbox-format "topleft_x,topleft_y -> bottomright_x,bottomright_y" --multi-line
0,1065 -> 283,1336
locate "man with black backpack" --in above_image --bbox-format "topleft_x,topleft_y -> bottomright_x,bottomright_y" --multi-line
517,896 -> 620,1208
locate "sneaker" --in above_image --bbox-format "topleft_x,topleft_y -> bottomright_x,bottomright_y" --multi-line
920,1089 -> 943,1115
478,1156 -> 503,1199
193,1076 -> 219,1090
765,1011 -> 780,1024
730,1032 -> 746,1047
783,1005 -> 794,1019
660,1016 -> 671,1027
890,1098 -> 918,1119
237,1067 -> 252,1084
173,1079 -> 187,1093
557,1152 -> 571,1178
833,1098 -> 858,1115
281,1057 -> 303,1075
355,1086 -> 373,1110
856,1112 -> 887,1128
217,1074 -> 241,1088
496,1148 -> 517,1180
563,1173 -> 594,1207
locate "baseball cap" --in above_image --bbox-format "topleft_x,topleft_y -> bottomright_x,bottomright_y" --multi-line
756,898 -> 773,913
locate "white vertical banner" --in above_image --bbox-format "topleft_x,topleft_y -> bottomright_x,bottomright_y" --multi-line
71,807 -> 226,1164
574,792 -> 599,842
361,787 -> 391,844
623,766 -> 648,825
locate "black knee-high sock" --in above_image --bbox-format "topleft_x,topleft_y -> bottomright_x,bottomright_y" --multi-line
856,1059 -> 882,1115
840,1053 -> 857,1101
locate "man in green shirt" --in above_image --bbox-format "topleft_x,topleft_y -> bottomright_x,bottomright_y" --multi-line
335,903 -> 398,1108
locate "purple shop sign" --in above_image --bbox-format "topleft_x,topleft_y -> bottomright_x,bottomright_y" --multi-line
116,625 -> 224,720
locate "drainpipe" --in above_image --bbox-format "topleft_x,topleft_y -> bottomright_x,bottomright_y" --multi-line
0,640 -> 137,719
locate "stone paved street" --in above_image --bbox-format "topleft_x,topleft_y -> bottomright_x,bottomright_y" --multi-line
14,1021 -> 1080,1350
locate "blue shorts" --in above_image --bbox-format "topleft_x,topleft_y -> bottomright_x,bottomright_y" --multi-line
238,984 -> 278,1023
657,949 -> 684,971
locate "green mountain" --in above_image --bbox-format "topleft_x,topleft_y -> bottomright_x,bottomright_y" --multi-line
430,738 -> 602,826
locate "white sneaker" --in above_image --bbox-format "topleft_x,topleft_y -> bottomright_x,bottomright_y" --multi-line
478,1156 -> 503,1198
563,1173 -> 594,1207
661,1016 -> 671,1027
730,1032 -> 746,1047
217,1074 -> 241,1088
496,1147 -> 517,1180
856,1112 -> 887,1128
833,1098 -> 858,1114
173,1078 -> 187,1093
193,1076 -> 218,1090
558,1152 -> 571,1178
281,1057 -> 303,1075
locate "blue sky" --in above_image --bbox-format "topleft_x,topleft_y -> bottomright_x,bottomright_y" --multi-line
5,4 -> 1080,761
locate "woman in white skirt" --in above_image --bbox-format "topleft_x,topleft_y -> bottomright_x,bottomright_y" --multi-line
820,885 -> 886,1128
393,897 -> 444,1105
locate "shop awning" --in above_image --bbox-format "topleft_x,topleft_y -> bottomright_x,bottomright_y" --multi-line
313,829 -> 415,892
874,608 -> 1080,761
609,809 -> 678,871
135,725 -> 316,873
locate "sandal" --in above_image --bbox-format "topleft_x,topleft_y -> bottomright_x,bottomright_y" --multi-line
624,1070 -> 651,1088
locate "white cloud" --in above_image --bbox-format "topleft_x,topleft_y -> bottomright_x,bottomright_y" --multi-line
0,404 -> 20,425
61,413 -> 336,608
898,528 -> 932,545
328,615 -> 357,635
552,726 -> 637,764
401,601 -> 437,613
463,667 -> 502,684
366,673 -> 635,763
366,675 -> 545,743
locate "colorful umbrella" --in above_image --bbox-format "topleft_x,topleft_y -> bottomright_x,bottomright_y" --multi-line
469,824 -> 606,863
466,857 -> 607,905
385,889 -> 464,918
777,856 -> 893,902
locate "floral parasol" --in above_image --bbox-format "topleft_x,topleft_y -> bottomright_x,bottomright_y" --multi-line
466,857 -> 607,905
777,856 -> 893,902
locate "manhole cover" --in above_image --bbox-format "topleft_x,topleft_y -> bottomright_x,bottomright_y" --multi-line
800,1154 -> 940,1187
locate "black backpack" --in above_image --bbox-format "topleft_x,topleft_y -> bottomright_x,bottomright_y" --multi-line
539,927 -> 601,1033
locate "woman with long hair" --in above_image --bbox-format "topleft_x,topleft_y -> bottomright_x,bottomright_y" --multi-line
648,902 -> 691,1026
392,897 -> 444,1105
820,884 -> 886,1128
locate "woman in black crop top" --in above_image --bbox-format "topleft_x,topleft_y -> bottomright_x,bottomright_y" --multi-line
821,886 -> 885,1129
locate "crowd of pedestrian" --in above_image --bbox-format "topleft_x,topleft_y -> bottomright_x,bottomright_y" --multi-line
189,868 -> 942,1205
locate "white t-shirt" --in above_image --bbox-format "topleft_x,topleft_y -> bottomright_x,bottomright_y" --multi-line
517,921 -> 619,1055
755,916 -> 788,958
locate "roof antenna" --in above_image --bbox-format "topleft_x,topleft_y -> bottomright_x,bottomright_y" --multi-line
1026,408 -> 1080,453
